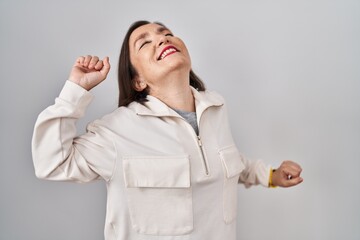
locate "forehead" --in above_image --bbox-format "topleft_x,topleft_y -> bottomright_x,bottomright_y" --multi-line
130,23 -> 170,43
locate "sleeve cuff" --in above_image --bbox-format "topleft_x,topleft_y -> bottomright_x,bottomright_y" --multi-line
58,80 -> 94,109
268,168 -> 278,188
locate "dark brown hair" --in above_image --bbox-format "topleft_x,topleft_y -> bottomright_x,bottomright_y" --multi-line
117,20 -> 206,107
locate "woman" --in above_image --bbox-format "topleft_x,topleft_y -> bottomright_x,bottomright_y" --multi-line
32,20 -> 303,240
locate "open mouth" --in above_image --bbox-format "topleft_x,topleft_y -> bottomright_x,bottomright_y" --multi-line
158,46 -> 178,60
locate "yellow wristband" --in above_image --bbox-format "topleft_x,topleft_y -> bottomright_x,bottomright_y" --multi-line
269,168 -> 277,188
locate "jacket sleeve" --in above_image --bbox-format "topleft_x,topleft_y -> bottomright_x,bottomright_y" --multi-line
238,155 -> 272,188
31,81 -> 116,183
217,95 -> 272,188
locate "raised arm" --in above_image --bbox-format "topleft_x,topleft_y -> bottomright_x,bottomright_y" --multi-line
32,56 -> 115,183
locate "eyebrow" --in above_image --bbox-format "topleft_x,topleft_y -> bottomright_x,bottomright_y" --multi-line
133,26 -> 170,48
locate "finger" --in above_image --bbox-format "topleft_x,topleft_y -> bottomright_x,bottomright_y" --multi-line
284,176 -> 303,187
88,56 -> 99,69
290,164 -> 302,176
94,60 -> 103,70
287,161 -> 302,172
75,56 -> 85,66
100,56 -> 111,76
281,162 -> 302,177
283,160 -> 302,172
83,55 -> 92,67
282,168 -> 301,180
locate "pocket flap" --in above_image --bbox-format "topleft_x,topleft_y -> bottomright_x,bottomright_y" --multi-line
219,146 -> 245,178
123,155 -> 190,188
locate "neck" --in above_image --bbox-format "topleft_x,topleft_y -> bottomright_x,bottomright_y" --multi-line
148,70 -> 195,112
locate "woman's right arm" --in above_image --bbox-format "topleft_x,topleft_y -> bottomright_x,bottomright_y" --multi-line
31,56 -> 115,183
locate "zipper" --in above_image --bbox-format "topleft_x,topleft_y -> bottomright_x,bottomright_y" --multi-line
157,111 -> 213,176
178,117 -> 210,176
197,135 -> 210,176
137,102 -> 223,176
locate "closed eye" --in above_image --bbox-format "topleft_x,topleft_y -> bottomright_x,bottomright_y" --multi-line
139,40 -> 151,50
165,33 -> 174,37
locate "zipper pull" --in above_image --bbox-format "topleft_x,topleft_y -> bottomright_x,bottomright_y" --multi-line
197,136 -> 202,146
197,135 -> 209,175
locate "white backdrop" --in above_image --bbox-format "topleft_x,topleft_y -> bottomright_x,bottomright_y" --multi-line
1,0 -> 359,239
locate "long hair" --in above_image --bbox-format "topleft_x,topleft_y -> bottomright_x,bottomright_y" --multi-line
117,20 -> 206,107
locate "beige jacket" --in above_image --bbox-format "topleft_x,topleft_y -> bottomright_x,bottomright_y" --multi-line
32,81 -> 271,240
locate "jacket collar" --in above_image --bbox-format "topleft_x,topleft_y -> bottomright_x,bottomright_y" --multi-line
132,87 -> 224,118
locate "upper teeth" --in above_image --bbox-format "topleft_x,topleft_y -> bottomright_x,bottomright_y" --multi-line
160,48 -> 176,60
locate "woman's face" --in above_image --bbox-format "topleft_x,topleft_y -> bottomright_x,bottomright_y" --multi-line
129,23 -> 191,91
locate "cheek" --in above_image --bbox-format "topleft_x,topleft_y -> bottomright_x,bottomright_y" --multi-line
177,41 -> 191,61
134,50 -> 153,64
130,54 -> 155,80
184,49 -> 191,61
130,53 -> 144,72
129,50 -> 137,68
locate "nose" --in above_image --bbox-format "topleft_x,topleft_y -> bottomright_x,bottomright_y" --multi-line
157,34 -> 170,47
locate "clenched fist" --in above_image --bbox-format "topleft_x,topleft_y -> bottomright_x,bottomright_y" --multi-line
272,160 -> 303,187
69,55 -> 111,91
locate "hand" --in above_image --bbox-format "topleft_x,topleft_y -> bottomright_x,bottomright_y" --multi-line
272,160 -> 303,187
69,55 -> 111,91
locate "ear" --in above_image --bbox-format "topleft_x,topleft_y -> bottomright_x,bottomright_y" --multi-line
133,76 -> 147,91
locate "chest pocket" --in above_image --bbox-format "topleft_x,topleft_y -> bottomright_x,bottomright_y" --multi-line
122,155 -> 193,235
219,145 -> 245,224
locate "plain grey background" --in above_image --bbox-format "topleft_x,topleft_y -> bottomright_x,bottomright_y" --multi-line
1,0 -> 359,239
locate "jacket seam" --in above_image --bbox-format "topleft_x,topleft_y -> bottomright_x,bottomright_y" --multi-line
107,138 -> 118,183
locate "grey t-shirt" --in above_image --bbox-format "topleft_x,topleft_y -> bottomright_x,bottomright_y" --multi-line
173,109 -> 199,135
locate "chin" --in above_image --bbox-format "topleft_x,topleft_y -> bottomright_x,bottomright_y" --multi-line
166,57 -> 191,71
